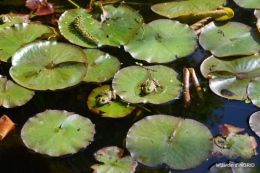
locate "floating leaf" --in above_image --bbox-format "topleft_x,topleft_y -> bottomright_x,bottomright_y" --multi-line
112,65 -> 182,104
233,0 -> 260,9
199,22 -> 260,57
247,76 -> 260,108
126,115 -> 213,170
91,146 -> 137,173
58,5 -> 143,48
124,19 -> 196,63
200,55 -> 260,100
249,111 -> 260,137
83,49 -> 120,83
9,41 -> 87,90
213,124 -> 257,159
21,110 -> 95,157
0,115 -> 15,140
0,76 -> 34,108
151,0 -> 226,19
0,23 -> 54,62
87,85 -> 136,118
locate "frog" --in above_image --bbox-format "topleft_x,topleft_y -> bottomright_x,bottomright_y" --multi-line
96,89 -> 116,105
139,75 -> 162,95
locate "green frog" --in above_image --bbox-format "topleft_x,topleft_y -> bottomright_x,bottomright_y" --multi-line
96,89 -> 116,105
139,74 -> 162,95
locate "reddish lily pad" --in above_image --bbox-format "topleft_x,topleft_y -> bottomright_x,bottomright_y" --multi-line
126,115 -> 213,170
124,19 -> 197,63
91,146 -> 137,173
21,110 -> 95,157
9,41 -> 87,90
87,85 -> 136,118
0,76 -> 34,108
199,22 -> 260,57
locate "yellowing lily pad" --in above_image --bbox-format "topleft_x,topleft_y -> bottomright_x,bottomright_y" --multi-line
124,19 -> 197,63
9,41 -> 87,90
0,76 -> 34,108
83,49 -> 120,83
0,23 -> 54,62
87,85 -> 136,118
91,146 -> 137,173
200,55 -> 260,100
199,22 -> 260,57
126,115 -> 213,170
21,110 -> 95,157
112,65 -> 182,104
151,0 -> 226,19
58,5 -> 143,48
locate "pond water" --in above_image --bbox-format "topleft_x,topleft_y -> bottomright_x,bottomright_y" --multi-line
1,0 -> 260,173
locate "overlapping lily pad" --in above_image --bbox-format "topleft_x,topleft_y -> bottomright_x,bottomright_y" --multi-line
126,115 -> 213,170
124,19 -> 196,63
83,49 -> 120,83
9,41 -> 87,90
87,85 -> 136,118
249,111 -> 260,137
200,55 -> 260,100
151,0 -> 226,18
0,76 -> 34,108
91,146 -> 137,173
0,23 -> 54,62
199,22 -> 260,57
21,110 -> 95,157
58,5 -> 143,48
112,65 -> 182,104
234,0 -> 260,9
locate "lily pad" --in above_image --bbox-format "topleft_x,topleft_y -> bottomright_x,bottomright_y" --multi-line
58,5 -> 143,48
87,85 -> 136,118
0,23 -> 54,62
112,65 -> 182,104
83,49 -> 120,83
199,22 -> 260,57
234,0 -> 260,9
249,111 -> 260,137
91,146 -> 137,173
247,77 -> 260,107
200,55 -> 260,100
0,76 -> 34,108
9,41 -> 87,90
126,115 -> 213,170
21,110 -> 95,157
124,19 -> 197,63
151,0 -> 226,19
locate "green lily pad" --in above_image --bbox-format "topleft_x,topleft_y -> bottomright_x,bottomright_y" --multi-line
91,146 -> 137,173
112,65 -> 182,104
151,0 -> 226,18
83,49 -> 120,83
58,5 -> 143,48
213,135 -> 257,159
124,19 -> 197,63
249,111 -> 260,137
247,77 -> 260,107
87,85 -> 136,118
234,0 -> 260,9
199,22 -> 260,57
126,115 -> 213,170
9,41 -> 87,90
21,110 -> 95,157
0,23 -> 54,62
200,55 -> 260,100
0,76 -> 34,108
